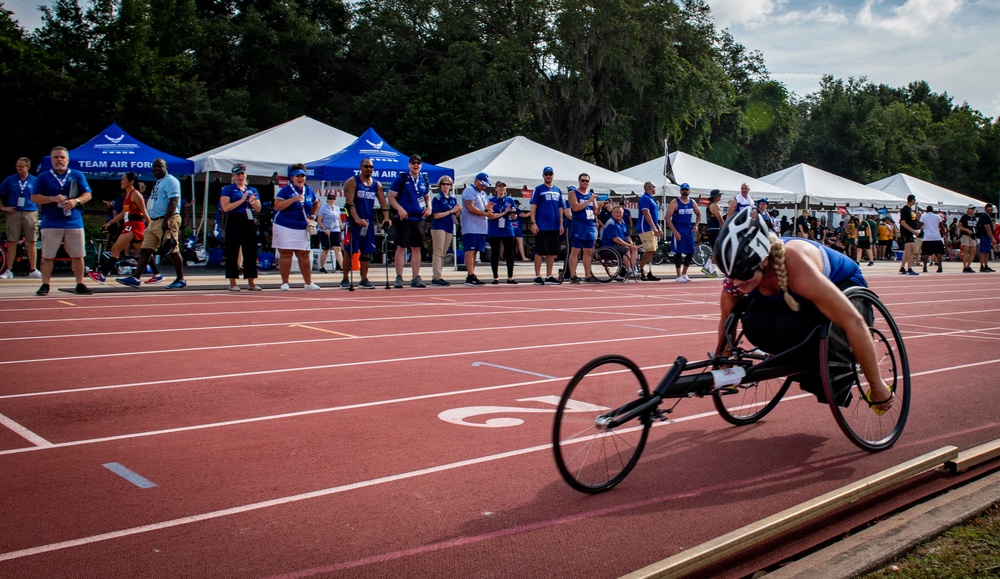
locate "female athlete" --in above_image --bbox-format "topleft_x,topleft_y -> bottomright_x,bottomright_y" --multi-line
714,208 -> 894,413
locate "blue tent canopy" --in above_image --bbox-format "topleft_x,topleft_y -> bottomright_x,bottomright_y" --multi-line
38,123 -> 195,180
305,127 -> 453,185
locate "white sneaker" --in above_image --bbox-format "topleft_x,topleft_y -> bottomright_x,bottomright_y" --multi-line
280,283 -> 290,291
28,269 -> 42,279
304,283 -> 321,291
675,276 -> 685,283
0,270 -> 12,279
682,274 -> 691,282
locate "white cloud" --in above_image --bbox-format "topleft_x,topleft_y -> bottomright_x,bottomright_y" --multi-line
772,6 -> 849,27
857,0 -> 965,37
708,0 -> 781,28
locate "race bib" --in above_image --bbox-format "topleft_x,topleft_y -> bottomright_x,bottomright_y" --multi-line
585,209 -> 595,221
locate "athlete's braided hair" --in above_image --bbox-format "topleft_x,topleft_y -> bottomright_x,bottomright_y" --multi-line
767,234 -> 800,312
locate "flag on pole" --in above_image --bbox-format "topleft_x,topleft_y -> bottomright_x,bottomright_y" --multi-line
663,139 -> 679,186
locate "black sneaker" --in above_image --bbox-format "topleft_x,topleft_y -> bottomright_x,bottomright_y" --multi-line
506,279 -> 519,284
570,276 -> 581,284
492,279 -> 499,285
544,276 -> 561,285
533,276 -> 544,285
75,283 -> 93,295
644,272 -> 660,282
899,269 -> 907,275
963,267 -> 976,273
983,267 -> 996,273
937,266 -> 943,273
431,278 -> 451,287
584,275 -> 601,283
36,284 -> 50,296
465,275 -> 486,286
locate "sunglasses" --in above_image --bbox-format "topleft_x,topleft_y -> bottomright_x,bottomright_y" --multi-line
543,172 -> 554,176
361,164 -> 374,169
579,179 -> 590,183
730,267 -> 759,281
440,183 -> 452,186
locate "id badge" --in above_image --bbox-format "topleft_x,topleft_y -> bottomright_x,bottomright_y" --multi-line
17,197 -> 25,207
418,196 -> 427,210
246,207 -> 254,219
586,209 -> 595,220
498,217 -> 506,228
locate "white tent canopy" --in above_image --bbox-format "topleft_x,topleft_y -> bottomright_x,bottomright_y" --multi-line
760,163 -> 904,210
867,173 -> 982,213
441,136 -> 644,194
620,151 -> 799,204
189,116 -> 356,177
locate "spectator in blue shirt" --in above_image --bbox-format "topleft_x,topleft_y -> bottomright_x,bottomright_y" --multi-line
430,175 -> 460,286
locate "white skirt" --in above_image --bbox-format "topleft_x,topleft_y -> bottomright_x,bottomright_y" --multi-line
272,223 -> 310,251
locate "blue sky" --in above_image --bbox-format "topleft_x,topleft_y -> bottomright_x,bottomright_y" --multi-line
708,0 -> 1000,117
5,0 -> 999,117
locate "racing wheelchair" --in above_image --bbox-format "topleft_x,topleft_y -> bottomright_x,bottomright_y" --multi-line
551,286 -> 910,493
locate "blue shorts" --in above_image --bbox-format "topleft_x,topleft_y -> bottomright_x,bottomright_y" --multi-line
570,221 -> 596,249
463,233 -> 487,252
980,236 -> 994,253
348,222 -> 376,255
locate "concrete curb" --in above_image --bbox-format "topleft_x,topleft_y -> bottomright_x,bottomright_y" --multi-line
763,469 -> 1000,578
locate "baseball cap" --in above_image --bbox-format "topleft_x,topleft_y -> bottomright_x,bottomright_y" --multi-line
968,203 -> 976,209
542,166 -> 554,175
680,183 -> 690,190
758,198 -> 769,205
475,172 -> 491,186
409,154 -> 422,164
231,163 -> 247,175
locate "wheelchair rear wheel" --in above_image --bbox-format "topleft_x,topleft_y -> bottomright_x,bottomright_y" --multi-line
553,355 -> 651,493
591,246 -> 624,282
821,287 -> 910,451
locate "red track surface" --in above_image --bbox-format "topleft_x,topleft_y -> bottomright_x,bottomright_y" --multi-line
1,273 -> 998,578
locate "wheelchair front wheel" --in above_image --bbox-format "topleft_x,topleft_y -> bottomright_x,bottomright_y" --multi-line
821,288 -> 910,451
553,355 -> 652,493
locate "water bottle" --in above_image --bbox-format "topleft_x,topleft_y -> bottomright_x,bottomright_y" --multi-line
63,201 -> 72,217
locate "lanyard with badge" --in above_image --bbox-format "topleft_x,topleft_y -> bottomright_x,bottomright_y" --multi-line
17,177 -> 29,207
410,174 -> 427,210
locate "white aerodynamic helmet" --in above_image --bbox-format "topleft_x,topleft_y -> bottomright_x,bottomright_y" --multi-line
714,207 -> 772,279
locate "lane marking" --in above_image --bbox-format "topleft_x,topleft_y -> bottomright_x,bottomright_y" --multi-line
0,412 -> 52,447
56,301 -> 76,307
471,362 -> 556,380
2,356 -> 997,458
0,316 -> 708,366
288,324 -> 356,338
102,462 -> 157,489
431,297 -> 456,302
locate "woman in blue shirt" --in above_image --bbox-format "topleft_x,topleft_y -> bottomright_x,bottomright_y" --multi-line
220,163 -> 262,291
487,181 -> 519,284
430,176 -> 460,286
273,163 -> 320,291
714,208 -> 892,414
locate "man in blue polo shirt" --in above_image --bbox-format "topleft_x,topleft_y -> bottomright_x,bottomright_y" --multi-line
30,146 -> 93,295
565,173 -> 601,283
388,154 -> 432,288
0,156 -> 41,279
461,172 -> 495,286
529,166 -> 566,285
116,158 -> 186,289
636,181 -> 663,281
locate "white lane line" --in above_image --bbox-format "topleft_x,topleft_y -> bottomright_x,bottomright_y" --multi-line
102,462 -> 157,489
0,331 -> 716,401
0,314 -> 708,366
0,412 -> 53,447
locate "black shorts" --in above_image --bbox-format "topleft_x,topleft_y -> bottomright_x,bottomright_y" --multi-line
534,230 -> 562,256
706,228 -> 719,248
393,218 -> 425,249
318,231 -> 342,250
921,239 -> 945,256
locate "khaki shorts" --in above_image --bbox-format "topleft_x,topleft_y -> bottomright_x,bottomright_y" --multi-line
142,215 -> 181,254
912,237 -> 923,254
6,210 -> 38,243
40,228 -> 85,258
638,230 -> 657,252
961,236 -> 977,248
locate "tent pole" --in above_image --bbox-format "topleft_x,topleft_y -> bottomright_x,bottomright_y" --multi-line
202,171 -> 210,250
